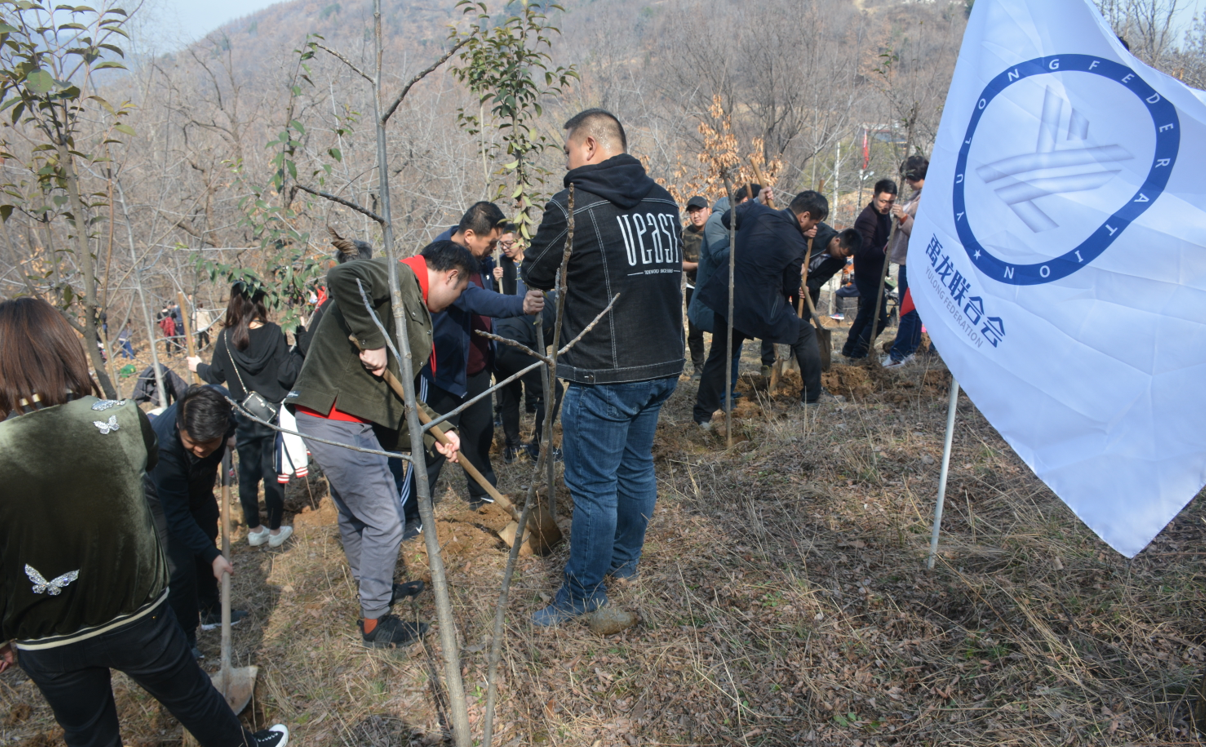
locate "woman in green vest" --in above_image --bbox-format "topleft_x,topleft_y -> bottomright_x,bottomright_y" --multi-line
0,297 -> 288,747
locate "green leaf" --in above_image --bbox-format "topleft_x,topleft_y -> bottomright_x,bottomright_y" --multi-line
328,147 -> 342,162
114,122 -> 135,136
0,204 -> 12,222
93,60 -> 125,70
25,69 -> 54,93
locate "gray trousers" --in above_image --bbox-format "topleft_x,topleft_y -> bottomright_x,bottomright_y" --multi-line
295,412 -> 402,619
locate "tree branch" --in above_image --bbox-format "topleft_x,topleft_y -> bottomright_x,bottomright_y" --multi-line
225,396 -> 411,462
295,184 -> 385,224
381,37 -> 471,125
314,42 -> 374,84
473,329 -> 551,365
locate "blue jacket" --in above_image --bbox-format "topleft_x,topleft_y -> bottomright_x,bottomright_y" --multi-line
422,227 -> 525,397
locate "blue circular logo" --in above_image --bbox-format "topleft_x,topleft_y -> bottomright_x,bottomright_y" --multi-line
954,54 -> 1179,285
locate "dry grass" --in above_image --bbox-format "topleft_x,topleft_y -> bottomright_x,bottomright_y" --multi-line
5,330 -> 1206,746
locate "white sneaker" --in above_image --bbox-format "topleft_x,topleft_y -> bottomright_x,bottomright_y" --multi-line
268,525 -> 294,548
247,527 -> 270,547
882,354 -> 915,369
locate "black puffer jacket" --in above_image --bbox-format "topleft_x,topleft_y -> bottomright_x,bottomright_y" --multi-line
523,154 -> 684,384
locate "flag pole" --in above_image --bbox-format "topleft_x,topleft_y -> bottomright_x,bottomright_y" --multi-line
926,377 -> 960,570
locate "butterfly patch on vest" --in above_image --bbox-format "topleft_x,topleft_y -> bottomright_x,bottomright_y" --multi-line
25,564 -> 79,596
93,416 -> 119,434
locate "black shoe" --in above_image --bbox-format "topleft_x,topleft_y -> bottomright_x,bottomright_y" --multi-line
503,444 -> 521,464
250,725 -> 289,747
190,645 -> 204,660
493,413 -> 504,428
467,494 -> 495,510
402,517 -> 422,541
691,365 -> 703,380
523,443 -> 562,462
360,614 -> 429,648
390,580 -> 425,605
200,608 -> 248,631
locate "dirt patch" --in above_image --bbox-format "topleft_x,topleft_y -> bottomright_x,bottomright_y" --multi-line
293,494 -> 339,528
822,363 -> 874,401
447,502 -> 514,534
408,503 -> 517,571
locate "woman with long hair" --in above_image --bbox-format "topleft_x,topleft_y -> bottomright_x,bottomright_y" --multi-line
188,283 -> 301,549
0,297 -> 288,747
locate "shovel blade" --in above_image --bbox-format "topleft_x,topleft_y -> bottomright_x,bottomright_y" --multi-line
214,665 -> 258,714
817,326 -> 833,371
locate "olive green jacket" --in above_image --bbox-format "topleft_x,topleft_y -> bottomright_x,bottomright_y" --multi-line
0,397 -> 168,648
289,257 -> 440,440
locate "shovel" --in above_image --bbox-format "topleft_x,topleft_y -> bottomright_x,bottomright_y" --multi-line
216,450 -> 257,713
349,336 -> 563,555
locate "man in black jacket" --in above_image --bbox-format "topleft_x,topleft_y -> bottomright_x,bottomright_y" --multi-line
693,191 -> 836,426
844,179 -> 897,358
146,386 -> 243,654
805,224 -> 863,307
523,109 -> 684,626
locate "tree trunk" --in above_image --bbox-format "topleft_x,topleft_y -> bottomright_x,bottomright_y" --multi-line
371,2 -> 470,745
58,143 -> 117,399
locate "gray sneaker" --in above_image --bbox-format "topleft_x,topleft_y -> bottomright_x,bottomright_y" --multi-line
802,391 -> 845,408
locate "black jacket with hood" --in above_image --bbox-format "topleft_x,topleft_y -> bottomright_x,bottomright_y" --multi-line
523,154 -> 684,385
197,323 -> 301,403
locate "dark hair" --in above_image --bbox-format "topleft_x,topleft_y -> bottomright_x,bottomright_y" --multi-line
420,240 -> 478,276
789,191 -> 829,222
734,183 -> 763,203
903,155 -> 929,181
224,283 -> 269,351
176,385 -> 231,443
873,179 -> 898,196
499,222 -> 518,234
563,108 -> 628,153
457,201 -> 507,236
837,228 -> 863,254
328,227 -> 373,263
0,297 -> 98,413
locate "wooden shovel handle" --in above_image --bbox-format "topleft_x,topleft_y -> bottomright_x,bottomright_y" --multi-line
348,335 -> 513,509
178,292 -> 200,385
749,160 -> 774,208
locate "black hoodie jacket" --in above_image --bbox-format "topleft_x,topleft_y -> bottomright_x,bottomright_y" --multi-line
523,154 -> 684,384
197,323 -> 301,403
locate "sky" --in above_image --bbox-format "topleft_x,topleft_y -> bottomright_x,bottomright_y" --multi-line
134,0 -> 290,52
137,0 -> 1206,54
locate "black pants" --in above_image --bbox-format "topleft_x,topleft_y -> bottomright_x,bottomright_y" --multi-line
165,501 -> 219,648
760,339 -> 776,367
494,344 -> 564,448
235,414 -> 284,530
18,601 -> 255,747
842,275 -> 889,359
694,316 -> 822,423
684,287 -> 705,370
399,371 -> 498,520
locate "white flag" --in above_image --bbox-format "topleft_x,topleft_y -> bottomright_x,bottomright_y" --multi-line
910,0 -> 1206,557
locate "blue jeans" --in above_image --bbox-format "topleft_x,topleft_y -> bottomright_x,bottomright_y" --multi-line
556,376 -> 678,608
889,264 -> 922,361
